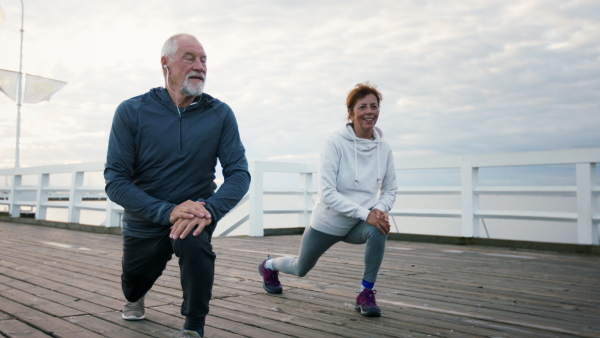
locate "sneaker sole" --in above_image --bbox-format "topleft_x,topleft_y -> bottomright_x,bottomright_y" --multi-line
355,305 -> 381,317
122,314 -> 145,320
258,264 -> 283,294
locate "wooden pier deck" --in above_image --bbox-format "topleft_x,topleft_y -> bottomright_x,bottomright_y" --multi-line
0,221 -> 599,337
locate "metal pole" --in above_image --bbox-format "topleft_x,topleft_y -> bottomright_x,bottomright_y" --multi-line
15,0 -> 24,168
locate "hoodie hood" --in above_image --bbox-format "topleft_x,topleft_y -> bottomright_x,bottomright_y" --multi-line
336,122 -> 383,187
338,122 -> 384,144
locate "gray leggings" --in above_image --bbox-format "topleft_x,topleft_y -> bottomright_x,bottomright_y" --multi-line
271,221 -> 387,283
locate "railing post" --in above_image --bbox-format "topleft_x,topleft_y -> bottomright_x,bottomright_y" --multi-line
461,159 -> 479,238
35,173 -> 49,221
300,169 -> 313,229
67,171 -> 84,223
104,199 -> 122,227
248,161 -> 264,237
9,174 -> 21,217
576,163 -> 597,245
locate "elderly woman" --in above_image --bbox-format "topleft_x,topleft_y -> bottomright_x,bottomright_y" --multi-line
259,82 -> 397,317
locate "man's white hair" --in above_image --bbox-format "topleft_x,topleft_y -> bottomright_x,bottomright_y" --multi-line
161,33 -> 198,60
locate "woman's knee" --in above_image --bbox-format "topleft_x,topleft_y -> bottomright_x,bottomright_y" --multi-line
296,269 -> 309,277
366,224 -> 387,238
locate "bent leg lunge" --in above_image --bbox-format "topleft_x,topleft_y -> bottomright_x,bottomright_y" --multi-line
174,228 -> 216,334
273,227 -> 340,276
344,221 -> 387,283
121,235 -> 173,321
259,226 -> 342,293
344,221 -> 388,317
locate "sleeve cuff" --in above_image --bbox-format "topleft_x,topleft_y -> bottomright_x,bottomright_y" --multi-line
372,203 -> 387,213
358,208 -> 370,221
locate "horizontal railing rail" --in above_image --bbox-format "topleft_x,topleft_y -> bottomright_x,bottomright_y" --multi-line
0,162 -> 123,227
1,148 -> 598,244
223,148 -> 600,243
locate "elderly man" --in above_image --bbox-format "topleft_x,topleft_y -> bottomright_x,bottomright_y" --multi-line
104,33 -> 250,338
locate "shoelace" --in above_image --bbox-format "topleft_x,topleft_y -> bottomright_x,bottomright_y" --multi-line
362,290 -> 377,305
124,299 -> 144,311
266,268 -> 281,286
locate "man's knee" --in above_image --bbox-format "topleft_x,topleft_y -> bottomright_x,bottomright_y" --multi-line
178,233 -> 216,261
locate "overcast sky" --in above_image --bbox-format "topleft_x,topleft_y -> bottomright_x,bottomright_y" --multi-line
0,0 -> 598,169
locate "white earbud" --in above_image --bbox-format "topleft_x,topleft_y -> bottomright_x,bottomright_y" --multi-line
162,64 -> 181,114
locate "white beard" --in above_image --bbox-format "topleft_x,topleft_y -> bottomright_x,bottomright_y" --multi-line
181,78 -> 205,96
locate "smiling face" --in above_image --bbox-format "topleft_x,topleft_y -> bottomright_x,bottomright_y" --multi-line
349,93 -> 380,139
161,35 -> 207,106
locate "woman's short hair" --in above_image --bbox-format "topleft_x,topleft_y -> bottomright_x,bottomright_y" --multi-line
346,82 -> 382,120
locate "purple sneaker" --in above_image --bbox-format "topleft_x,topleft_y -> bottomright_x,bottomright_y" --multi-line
355,289 -> 381,317
258,256 -> 282,294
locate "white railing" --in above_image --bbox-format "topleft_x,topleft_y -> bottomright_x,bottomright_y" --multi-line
0,162 -> 122,227
246,161 -> 318,236
0,148 -> 598,245
390,148 -> 599,245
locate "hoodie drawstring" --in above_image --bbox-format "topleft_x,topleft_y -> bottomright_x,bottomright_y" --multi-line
377,143 -> 382,185
354,139 -> 382,186
354,139 -> 359,186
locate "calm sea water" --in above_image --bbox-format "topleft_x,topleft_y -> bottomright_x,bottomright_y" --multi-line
3,164 -> 598,243
30,194 -> 589,244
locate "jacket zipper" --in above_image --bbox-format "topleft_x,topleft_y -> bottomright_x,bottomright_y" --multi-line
178,110 -> 183,151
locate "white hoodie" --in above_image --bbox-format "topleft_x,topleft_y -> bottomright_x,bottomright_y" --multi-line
310,123 -> 397,236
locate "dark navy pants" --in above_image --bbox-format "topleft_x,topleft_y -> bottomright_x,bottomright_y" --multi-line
121,224 -> 216,331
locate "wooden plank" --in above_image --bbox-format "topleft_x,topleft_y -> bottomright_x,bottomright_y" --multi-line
65,311 -> 171,338
224,292 -> 433,337
0,318 -> 51,338
1,221 -> 599,338
0,296 -> 105,338
156,304 -> 294,338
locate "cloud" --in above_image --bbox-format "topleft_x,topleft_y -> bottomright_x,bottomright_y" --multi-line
0,0 -> 598,168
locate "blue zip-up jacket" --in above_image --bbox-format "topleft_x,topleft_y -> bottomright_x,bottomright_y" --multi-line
104,87 -> 250,238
